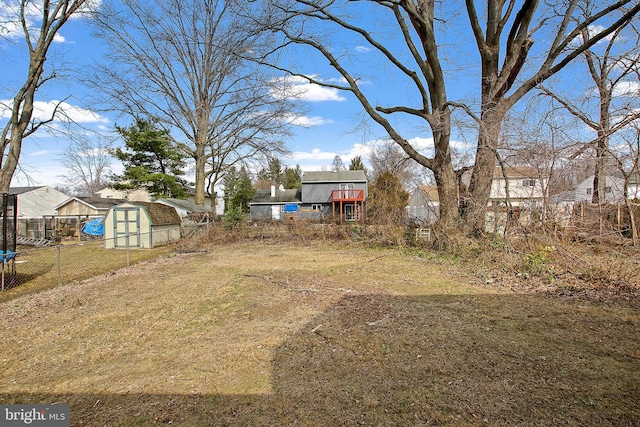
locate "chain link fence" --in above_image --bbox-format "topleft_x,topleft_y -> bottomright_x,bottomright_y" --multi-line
0,231 -> 177,299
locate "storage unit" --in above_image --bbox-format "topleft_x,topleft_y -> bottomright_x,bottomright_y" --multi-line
103,202 -> 181,249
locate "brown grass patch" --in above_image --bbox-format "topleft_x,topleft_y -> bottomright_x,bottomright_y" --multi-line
0,241 -> 638,426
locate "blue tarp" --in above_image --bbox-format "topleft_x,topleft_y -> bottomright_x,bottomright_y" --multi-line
0,250 -> 15,263
82,218 -> 105,236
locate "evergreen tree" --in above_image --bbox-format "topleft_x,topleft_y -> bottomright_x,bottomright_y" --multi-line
223,166 -> 255,213
257,158 -> 285,185
112,118 -> 189,198
282,164 -> 303,189
349,156 -> 367,175
368,170 -> 409,224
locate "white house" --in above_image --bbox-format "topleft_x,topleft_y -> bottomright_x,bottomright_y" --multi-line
551,175 -> 626,227
96,187 -> 152,202
461,166 -> 547,209
9,186 -> 70,239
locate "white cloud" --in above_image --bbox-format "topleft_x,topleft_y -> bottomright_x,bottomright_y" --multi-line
0,0 -> 101,40
355,46 -> 371,53
286,114 -> 332,127
271,75 -> 347,102
0,99 -> 109,124
612,81 -> 640,97
289,148 -> 339,162
27,150 -> 48,156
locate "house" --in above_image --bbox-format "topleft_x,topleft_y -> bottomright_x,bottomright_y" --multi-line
628,173 -> 640,200
154,198 -> 213,223
551,175 -> 626,226
8,186 -> 70,239
103,201 -> 182,249
300,170 -> 368,224
249,186 -> 301,221
553,175 -> 626,206
248,170 -> 368,224
52,197 -> 127,238
406,185 -> 440,225
461,166 -> 547,210
96,187 -> 152,202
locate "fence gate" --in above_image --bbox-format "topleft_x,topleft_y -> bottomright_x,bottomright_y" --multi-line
113,207 -> 141,248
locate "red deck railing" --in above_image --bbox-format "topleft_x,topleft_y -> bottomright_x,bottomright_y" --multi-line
331,189 -> 365,201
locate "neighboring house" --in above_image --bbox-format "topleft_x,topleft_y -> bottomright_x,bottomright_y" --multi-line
9,186 -> 70,239
406,185 -> 440,225
103,201 -> 182,249
628,173 -> 640,200
459,166 -> 548,232
96,187 -> 152,202
52,197 -> 128,238
553,175 -> 626,206
185,189 -> 222,215
300,170 -> 368,224
551,175 -> 626,226
461,166 -> 547,209
155,198 -> 213,223
249,170 -> 368,224
249,186 -> 301,221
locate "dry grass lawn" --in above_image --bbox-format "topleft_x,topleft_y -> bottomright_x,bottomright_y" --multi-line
0,241 -> 638,426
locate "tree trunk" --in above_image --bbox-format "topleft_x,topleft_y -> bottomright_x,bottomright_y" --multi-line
464,106 -> 504,235
194,140 -> 206,206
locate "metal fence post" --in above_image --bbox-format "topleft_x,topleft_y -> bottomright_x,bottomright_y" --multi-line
57,245 -> 61,286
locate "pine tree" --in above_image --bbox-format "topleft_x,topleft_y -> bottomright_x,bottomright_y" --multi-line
112,118 -> 189,198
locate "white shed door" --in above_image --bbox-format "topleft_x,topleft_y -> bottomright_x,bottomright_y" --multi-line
113,207 -> 141,248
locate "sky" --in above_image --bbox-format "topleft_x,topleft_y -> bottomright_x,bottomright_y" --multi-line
1,1 -> 636,192
0,0 -> 480,192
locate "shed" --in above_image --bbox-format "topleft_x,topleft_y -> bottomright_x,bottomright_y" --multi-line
103,202 -> 182,249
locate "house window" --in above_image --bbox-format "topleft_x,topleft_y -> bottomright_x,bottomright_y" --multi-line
605,186 -> 612,193
586,188 -> 592,195
311,204 -> 322,211
522,179 -> 536,187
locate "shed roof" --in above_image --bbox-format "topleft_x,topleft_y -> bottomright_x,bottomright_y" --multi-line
250,189 -> 301,204
302,170 -> 367,183
155,198 -> 211,213
118,201 -> 182,225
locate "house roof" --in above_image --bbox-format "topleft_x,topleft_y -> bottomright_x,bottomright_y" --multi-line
492,166 -> 540,178
250,189 -> 301,204
115,202 -> 182,225
155,198 -> 211,213
54,197 -> 128,211
417,185 -> 439,202
302,170 -> 367,183
9,186 -> 45,195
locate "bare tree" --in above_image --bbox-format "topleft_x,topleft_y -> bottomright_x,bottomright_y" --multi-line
58,134 -> 113,196
243,0 -> 639,234
539,19 -> 640,205
246,0 -> 460,229
463,0 -> 640,233
369,140 -> 424,191
92,0 -> 295,205
0,0 -> 91,191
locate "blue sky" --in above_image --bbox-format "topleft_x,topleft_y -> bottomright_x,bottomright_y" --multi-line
3,1 -> 635,191
0,1 -> 479,191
